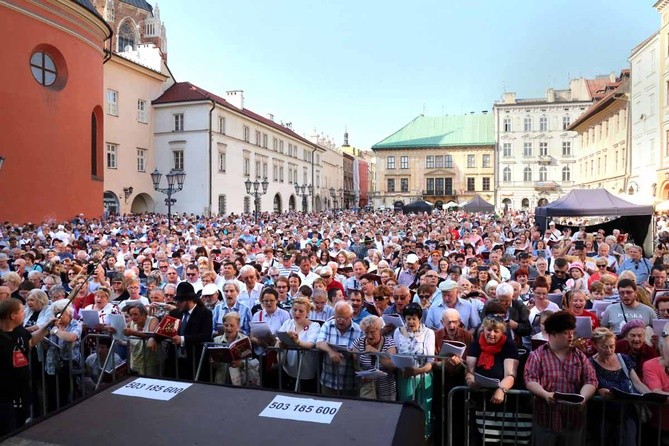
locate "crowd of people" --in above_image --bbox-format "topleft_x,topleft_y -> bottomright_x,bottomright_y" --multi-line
1,209 -> 669,444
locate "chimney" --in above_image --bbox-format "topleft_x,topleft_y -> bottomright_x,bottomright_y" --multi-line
546,88 -> 555,103
225,90 -> 244,109
343,130 -> 349,147
482,110 -> 488,115
267,113 -> 274,121
502,92 -> 516,104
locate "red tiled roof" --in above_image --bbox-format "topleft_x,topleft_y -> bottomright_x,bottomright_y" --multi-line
586,78 -> 611,100
153,82 -> 316,148
569,73 -> 630,130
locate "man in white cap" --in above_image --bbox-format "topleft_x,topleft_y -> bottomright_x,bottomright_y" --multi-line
199,283 -> 220,311
425,279 -> 480,333
543,221 -> 563,245
396,253 -> 420,288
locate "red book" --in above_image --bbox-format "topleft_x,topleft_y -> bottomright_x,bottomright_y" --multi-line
154,315 -> 181,338
209,337 -> 253,363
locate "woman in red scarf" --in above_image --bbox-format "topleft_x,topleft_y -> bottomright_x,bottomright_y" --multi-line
465,315 -> 519,404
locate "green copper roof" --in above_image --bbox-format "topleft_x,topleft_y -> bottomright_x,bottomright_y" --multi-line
371,114 -> 495,150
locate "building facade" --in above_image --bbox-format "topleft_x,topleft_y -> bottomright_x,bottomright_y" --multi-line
493,78 -> 598,211
0,0 -> 112,221
310,132 -> 343,210
371,114 -> 495,208
152,83 -> 325,216
629,33 -> 660,203
570,71 -> 631,193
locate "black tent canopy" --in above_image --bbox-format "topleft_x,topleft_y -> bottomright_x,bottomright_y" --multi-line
462,195 -> 494,213
402,200 -> 433,214
534,189 -> 653,254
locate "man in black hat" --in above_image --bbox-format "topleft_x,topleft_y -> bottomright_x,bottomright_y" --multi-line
166,282 -> 212,380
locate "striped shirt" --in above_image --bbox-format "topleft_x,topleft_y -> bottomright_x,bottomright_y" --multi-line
317,320 -> 361,390
277,264 -> 300,278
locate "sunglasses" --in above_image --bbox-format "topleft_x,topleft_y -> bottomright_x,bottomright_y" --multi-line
373,295 -> 386,301
485,315 -> 505,323
418,294 -> 431,299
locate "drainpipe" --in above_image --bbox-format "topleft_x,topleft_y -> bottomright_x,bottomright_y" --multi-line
208,100 -> 216,216
102,25 -> 113,64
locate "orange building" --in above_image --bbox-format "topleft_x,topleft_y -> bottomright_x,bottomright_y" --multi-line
0,0 -> 112,222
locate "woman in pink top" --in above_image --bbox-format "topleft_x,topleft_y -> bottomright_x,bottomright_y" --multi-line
642,333 -> 669,437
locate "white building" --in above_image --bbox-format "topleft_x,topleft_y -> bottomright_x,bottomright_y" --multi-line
152,83 -> 326,215
493,78 -> 606,211
629,32 -> 660,203
311,132 -> 344,209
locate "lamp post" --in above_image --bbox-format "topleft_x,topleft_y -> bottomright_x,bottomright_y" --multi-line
294,183 -> 311,213
151,168 -> 186,230
245,177 -> 269,224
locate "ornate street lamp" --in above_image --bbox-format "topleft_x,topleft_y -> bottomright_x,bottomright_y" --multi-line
151,168 -> 186,230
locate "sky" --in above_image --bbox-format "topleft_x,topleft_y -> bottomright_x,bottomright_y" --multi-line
158,0 -> 659,151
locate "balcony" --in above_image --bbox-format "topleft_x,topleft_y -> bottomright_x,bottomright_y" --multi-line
422,190 -> 455,197
534,181 -> 559,191
537,155 -> 553,165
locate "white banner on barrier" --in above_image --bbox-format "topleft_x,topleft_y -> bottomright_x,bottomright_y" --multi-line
112,378 -> 192,401
259,395 -> 342,424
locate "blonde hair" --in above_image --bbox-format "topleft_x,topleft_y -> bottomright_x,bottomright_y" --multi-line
222,312 -> 240,324
592,327 -> 615,345
291,296 -> 313,311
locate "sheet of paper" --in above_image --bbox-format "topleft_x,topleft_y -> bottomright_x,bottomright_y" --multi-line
382,314 -> 404,328
327,343 -> 350,354
80,309 -> 100,327
250,321 -> 272,338
439,341 -> 466,357
592,301 -> 613,319
653,319 -> 669,337
474,373 -> 500,389
390,354 -> 415,370
259,395 -> 342,424
112,378 -> 192,401
108,314 -> 128,341
277,331 -> 301,349
355,369 -> 388,379
575,316 -> 592,339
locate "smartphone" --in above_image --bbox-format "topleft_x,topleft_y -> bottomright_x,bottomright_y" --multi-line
536,250 -> 546,258
87,263 -> 95,275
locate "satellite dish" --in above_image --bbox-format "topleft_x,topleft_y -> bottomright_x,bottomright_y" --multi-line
124,45 -> 133,52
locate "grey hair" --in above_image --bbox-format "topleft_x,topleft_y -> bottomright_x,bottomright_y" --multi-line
360,315 -> 383,332
496,282 -> 514,298
223,280 -> 240,293
27,289 -> 49,307
51,299 -> 73,316
48,285 -> 66,300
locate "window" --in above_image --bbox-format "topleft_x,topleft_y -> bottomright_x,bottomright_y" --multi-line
523,166 -> 532,182
244,196 -> 251,214
563,115 -> 571,129
435,178 -> 444,194
426,155 -> 434,168
539,142 -> 548,156
503,143 -> 512,157
279,166 -> 284,182
503,117 -> 511,132
387,178 -> 395,192
426,178 -> 434,193
288,167 -> 293,183
387,156 -> 395,169
30,51 -> 57,87
503,166 -> 511,182
279,140 -> 284,154
445,155 -> 453,168
218,195 -> 227,215
218,116 -> 225,134
400,156 -> 409,169
174,113 -> 184,132
91,111 -> 98,177
435,155 -> 444,168
562,166 -> 571,182
400,178 -> 409,192
255,160 -> 261,179
482,154 -> 491,168
255,131 -> 261,145
243,158 -> 250,177
218,150 -> 226,172
467,177 -> 475,191
263,134 -> 268,148
106,89 -> 118,116
137,99 -> 147,123
272,138 -> 278,151
523,142 -> 532,157
562,141 -> 571,156
524,117 -> 532,132
136,149 -> 146,172
173,150 -> 184,170
445,178 -> 453,194
273,165 -> 278,182
467,154 -> 475,168
106,144 -> 117,169
539,166 -> 548,181
244,126 -> 250,143
539,116 -> 548,131
482,177 -> 490,191
118,19 -> 136,51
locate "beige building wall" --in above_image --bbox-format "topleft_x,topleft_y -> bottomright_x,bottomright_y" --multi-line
656,1 -> 669,199
573,95 -> 629,192
374,145 -> 495,207
103,52 -> 169,214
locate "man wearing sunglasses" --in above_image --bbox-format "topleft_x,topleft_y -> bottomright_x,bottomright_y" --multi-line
617,245 -> 653,285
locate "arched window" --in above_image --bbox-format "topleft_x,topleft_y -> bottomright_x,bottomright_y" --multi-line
503,166 -> 511,182
562,166 -> 571,182
117,20 -> 137,52
521,198 -> 530,208
523,167 -> 532,182
539,166 -> 548,182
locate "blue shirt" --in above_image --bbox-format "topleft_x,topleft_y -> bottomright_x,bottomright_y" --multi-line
425,297 -> 481,331
211,301 -> 252,335
617,257 -> 652,284
317,320 -> 362,390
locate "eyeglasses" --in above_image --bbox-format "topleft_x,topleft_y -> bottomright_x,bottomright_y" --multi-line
485,315 -> 505,322
321,275 -> 331,279
276,285 -> 288,289
597,264 -> 607,268
373,295 -> 386,301
418,294 -> 430,299
554,270 -> 567,276
186,273 -> 197,277
165,293 -> 176,298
